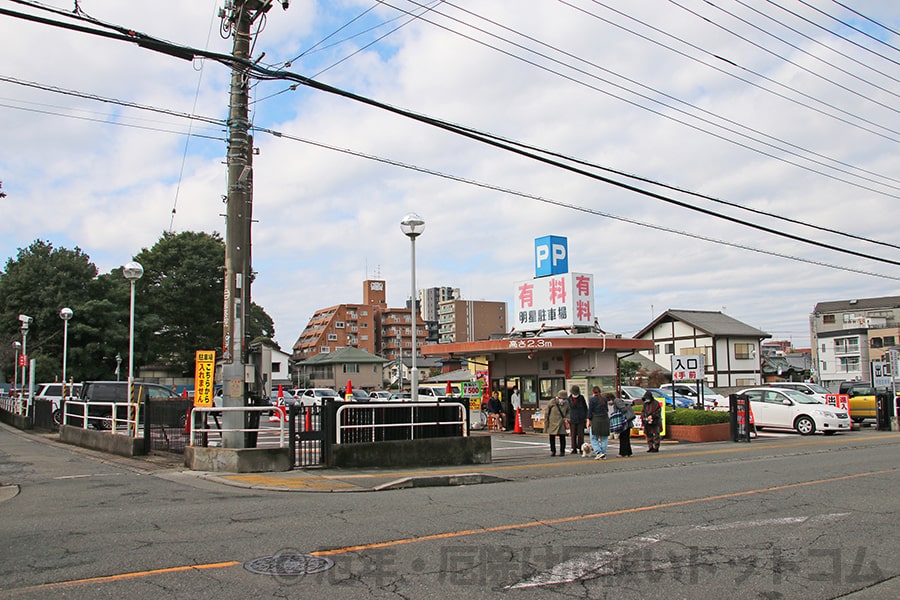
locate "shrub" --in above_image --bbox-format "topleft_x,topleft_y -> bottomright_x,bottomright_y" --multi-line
667,408 -> 730,426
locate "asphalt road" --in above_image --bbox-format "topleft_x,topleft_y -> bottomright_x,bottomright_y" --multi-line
1,423 -> 899,599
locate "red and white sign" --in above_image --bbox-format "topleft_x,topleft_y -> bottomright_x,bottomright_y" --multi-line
513,272 -> 594,332
825,393 -> 851,416
671,354 -> 705,381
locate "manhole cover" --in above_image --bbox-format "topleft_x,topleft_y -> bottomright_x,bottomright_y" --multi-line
244,551 -> 334,576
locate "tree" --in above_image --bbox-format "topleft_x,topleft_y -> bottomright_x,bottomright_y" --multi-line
0,240 -> 100,383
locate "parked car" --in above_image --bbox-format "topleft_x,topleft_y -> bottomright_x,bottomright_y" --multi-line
764,382 -> 830,403
369,390 -> 393,401
838,381 -> 878,422
644,387 -> 693,409
297,388 -> 341,406
618,386 -> 651,401
736,387 -> 851,435
34,382 -> 82,426
72,381 -> 184,429
268,389 -> 296,406
659,383 -> 728,410
346,389 -> 371,402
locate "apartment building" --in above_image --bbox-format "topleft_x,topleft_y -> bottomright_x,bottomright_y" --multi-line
437,299 -> 507,344
811,295 -> 900,388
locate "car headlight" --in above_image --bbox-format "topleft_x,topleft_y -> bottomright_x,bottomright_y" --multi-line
814,410 -> 836,418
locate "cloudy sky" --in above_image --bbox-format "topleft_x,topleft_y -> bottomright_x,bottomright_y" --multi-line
1,0 -> 898,351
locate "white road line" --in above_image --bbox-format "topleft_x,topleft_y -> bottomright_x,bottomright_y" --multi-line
54,473 -> 125,480
506,512 -> 850,590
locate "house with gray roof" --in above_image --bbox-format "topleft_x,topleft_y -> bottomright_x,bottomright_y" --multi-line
297,347 -> 388,391
634,309 -> 770,389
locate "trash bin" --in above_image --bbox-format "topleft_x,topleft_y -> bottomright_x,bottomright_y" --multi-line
875,392 -> 892,431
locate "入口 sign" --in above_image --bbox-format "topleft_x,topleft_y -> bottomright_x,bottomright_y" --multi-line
671,354 -> 705,381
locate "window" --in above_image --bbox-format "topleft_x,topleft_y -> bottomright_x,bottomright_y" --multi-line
327,333 -> 338,342
361,335 -> 369,341
871,337 -> 883,348
335,321 -> 345,329
885,336 -> 896,347
838,357 -> 860,372
272,363 -> 281,373
834,337 -> 860,354
734,343 -> 754,360
823,314 -> 835,324
320,346 -> 331,353
343,364 -> 359,373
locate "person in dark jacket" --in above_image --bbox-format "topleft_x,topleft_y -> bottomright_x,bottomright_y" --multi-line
568,385 -> 588,454
612,392 -> 635,457
641,390 -> 662,452
587,387 -> 609,459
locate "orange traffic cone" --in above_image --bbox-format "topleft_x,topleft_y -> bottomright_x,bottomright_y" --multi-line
445,381 -> 453,396
345,380 -> 353,401
513,408 -> 524,434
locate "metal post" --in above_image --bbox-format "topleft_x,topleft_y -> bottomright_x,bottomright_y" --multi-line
12,341 -> 20,401
410,234 -> 418,403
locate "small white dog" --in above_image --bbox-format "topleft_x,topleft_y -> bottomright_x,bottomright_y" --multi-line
581,442 -> 593,457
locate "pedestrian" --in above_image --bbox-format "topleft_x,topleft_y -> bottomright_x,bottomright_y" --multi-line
568,385 -> 588,455
487,391 -> 504,431
587,387 -> 609,459
510,386 -> 522,430
641,390 -> 662,452
611,391 -> 635,457
545,389 -> 570,456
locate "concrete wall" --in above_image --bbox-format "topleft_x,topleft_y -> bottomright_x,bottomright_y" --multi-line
59,425 -> 145,457
185,446 -> 292,473
330,435 -> 492,468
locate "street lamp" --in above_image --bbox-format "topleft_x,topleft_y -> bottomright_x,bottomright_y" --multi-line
400,213 -> 425,403
12,341 -> 21,399
123,262 -> 143,412
115,353 -> 122,382
18,314 -> 32,414
60,308 -> 73,396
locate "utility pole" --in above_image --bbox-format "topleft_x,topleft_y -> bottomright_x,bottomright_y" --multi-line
219,0 -> 287,446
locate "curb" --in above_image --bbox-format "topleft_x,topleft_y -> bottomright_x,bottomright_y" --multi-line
374,473 -> 509,491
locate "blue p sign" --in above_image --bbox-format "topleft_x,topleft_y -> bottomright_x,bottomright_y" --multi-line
534,235 -> 568,277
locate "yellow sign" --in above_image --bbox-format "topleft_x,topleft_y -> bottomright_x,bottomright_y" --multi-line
194,350 -> 216,407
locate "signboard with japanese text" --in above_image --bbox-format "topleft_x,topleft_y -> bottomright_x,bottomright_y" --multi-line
825,393 -> 850,415
871,360 -> 891,388
671,354 -> 705,381
194,350 -> 216,407
513,272 -> 594,332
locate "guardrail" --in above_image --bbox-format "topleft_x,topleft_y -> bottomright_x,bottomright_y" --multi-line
335,401 -> 468,444
189,406 -> 288,448
0,395 -> 25,415
63,400 -> 140,434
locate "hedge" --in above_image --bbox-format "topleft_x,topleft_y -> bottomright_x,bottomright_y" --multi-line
666,408 -> 731,426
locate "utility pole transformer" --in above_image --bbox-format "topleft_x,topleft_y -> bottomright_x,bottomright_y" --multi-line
220,0 -> 285,446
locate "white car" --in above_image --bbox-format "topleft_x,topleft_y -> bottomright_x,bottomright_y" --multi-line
297,388 -> 341,406
34,382 -> 83,425
659,383 -> 728,411
763,382 -> 830,403
737,387 -> 851,435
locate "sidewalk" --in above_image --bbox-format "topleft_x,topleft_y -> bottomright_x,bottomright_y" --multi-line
191,431 -> 683,492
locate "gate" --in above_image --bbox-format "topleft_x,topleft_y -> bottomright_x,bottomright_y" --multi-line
143,399 -> 193,453
289,404 -> 329,467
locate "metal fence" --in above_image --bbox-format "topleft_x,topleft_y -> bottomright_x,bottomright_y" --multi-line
189,406 -> 289,449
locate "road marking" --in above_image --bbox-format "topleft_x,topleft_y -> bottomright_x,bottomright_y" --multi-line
508,513 -> 851,589
54,473 -> 124,480
311,468 -> 897,557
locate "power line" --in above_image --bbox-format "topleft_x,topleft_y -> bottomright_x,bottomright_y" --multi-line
3,3 -> 899,269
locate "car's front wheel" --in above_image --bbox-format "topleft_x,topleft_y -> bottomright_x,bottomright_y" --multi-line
795,415 -> 815,436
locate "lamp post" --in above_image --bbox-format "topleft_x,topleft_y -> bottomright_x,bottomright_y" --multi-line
123,262 -> 143,412
115,353 -> 122,382
18,314 -> 32,414
400,213 -> 425,403
12,341 -> 21,399
59,307 -> 73,397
